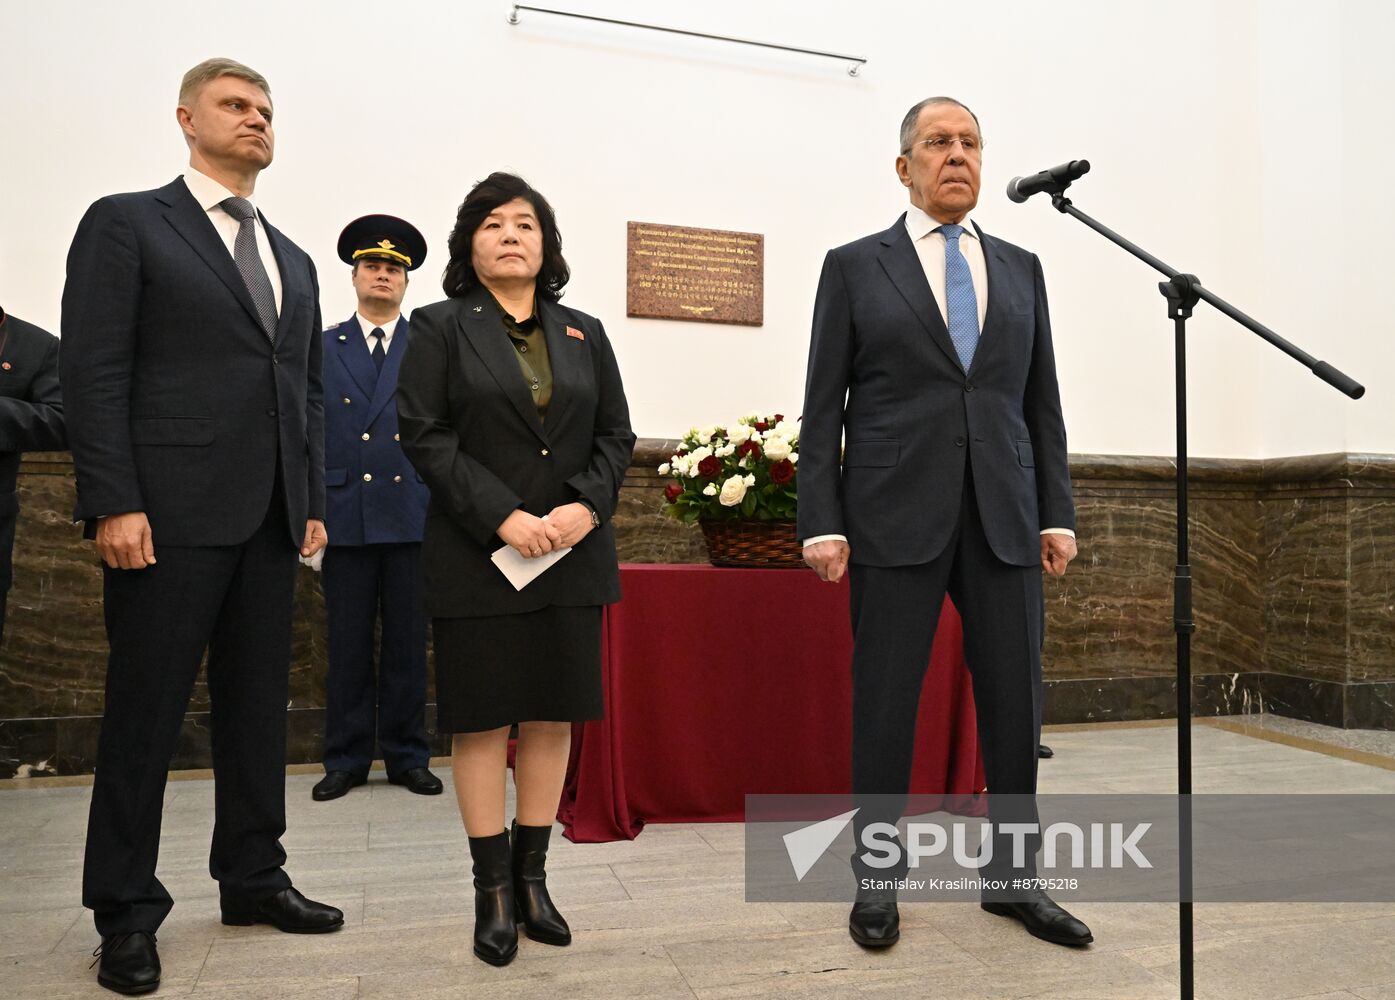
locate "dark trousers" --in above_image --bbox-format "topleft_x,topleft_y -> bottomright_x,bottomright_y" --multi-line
849,467 -> 1044,879
321,543 -> 429,777
82,497 -> 298,936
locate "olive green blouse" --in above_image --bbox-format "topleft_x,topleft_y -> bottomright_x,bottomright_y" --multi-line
492,295 -> 552,421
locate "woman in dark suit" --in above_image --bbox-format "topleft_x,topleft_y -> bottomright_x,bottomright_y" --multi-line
396,173 -> 634,967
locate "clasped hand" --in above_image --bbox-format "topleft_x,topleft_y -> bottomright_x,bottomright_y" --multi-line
498,503 -> 594,559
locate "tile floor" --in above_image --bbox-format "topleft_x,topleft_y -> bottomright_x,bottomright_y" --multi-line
3,717 -> 1395,999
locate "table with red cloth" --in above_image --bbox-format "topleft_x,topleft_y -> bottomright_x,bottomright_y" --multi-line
558,563 -> 985,843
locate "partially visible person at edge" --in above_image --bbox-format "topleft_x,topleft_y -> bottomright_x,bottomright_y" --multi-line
396,171 -> 635,967
0,306 -> 65,648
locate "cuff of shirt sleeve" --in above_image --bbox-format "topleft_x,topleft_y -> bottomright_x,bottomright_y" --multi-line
1041,528 -> 1075,538
802,533 -> 848,548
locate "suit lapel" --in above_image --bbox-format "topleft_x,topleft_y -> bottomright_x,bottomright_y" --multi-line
537,299 -> 581,431
365,316 -> 409,424
333,316 -> 380,406
157,178 -> 266,334
970,225 -> 1016,379
457,289 -> 548,445
262,218 -> 305,343
876,217 -> 964,373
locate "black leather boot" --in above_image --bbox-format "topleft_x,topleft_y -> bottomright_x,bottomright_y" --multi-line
511,820 -> 572,945
468,832 -> 518,965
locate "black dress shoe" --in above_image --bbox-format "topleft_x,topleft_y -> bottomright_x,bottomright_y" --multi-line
1038,744 -> 1055,759
982,890 -> 1092,946
221,887 -> 344,933
388,766 -> 443,795
92,930 -> 160,995
312,770 -> 366,801
848,898 -> 900,948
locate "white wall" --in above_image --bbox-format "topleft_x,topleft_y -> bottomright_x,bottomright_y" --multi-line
3,0 -> 1388,457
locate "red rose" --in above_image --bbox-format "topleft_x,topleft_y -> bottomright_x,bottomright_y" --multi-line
774,413 -> 785,423
697,455 -> 722,479
769,459 -> 794,485
736,439 -> 762,461
754,421 -> 769,432
664,482 -> 683,503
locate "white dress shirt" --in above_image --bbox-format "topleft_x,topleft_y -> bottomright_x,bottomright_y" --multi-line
355,312 -> 400,350
802,204 -> 1073,548
182,167 -> 283,314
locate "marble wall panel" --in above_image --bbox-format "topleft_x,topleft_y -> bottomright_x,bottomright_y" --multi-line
3,447 -> 1392,776
1349,489 -> 1395,684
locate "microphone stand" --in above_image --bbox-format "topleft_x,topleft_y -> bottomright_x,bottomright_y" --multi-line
1034,181 -> 1365,1000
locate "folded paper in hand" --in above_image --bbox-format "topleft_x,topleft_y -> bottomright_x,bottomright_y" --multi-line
491,544 -> 571,591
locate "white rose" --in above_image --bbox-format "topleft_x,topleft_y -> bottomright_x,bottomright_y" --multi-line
763,436 -> 792,462
773,420 -> 800,441
744,474 -> 756,487
717,444 -> 736,457
689,446 -> 712,464
788,452 -> 799,465
703,482 -> 718,497
729,424 -> 753,445
718,475 -> 748,507
658,463 -> 670,475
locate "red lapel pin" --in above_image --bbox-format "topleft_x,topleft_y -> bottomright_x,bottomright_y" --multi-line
566,326 -> 585,341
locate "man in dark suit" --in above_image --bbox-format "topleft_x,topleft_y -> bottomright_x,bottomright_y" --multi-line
0,307 -> 65,647
799,96 -> 1090,950
312,215 -> 439,802
61,58 -> 342,996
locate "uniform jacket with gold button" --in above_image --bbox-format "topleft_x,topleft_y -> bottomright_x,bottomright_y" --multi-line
323,314 -> 428,546
396,286 -> 635,618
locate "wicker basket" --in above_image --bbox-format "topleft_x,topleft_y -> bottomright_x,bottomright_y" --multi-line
698,519 -> 804,568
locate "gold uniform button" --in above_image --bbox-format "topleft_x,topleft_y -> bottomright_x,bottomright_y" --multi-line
343,397 -> 351,405
361,433 -> 370,441
363,473 -> 372,482
393,475 -> 402,483
540,448 -> 549,456
393,433 -> 400,441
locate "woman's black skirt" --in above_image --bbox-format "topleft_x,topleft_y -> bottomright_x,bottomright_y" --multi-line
433,605 -> 603,734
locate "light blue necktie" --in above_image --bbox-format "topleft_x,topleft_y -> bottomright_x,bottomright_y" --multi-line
937,223 -> 979,371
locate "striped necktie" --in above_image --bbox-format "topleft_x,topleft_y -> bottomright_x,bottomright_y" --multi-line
220,197 -> 278,341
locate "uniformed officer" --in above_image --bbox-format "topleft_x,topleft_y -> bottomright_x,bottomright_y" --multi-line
313,216 -> 440,801
0,307 -> 65,648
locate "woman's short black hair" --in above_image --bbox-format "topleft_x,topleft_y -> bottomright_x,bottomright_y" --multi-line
441,172 -> 570,301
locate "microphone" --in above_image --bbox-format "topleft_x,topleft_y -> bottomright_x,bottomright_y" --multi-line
1006,160 -> 1091,203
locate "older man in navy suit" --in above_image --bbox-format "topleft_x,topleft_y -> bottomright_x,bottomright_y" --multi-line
312,216 -> 439,802
62,58 -> 342,996
799,96 -> 1091,951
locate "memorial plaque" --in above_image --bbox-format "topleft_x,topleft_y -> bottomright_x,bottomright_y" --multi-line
626,221 -> 763,326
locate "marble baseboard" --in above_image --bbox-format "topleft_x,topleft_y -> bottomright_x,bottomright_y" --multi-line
0,706 -> 456,779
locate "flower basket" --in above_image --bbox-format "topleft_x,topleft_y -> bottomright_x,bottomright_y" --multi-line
699,519 -> 803,568
659,412 -> 804,569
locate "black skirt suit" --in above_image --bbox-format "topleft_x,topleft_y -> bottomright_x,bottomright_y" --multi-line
395,285 -> 635,732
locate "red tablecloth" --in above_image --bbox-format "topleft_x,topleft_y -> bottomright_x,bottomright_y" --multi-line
559,564 -> 984,842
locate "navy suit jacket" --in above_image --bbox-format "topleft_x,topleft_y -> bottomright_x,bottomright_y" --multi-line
322,314 -> 428,546
797,215 -> 1073,568
396,286 -> 635,618
60,177 -> 324,546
